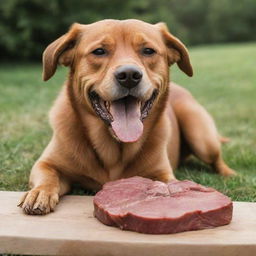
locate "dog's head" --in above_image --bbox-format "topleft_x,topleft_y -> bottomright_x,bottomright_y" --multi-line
43,19 -> 192,143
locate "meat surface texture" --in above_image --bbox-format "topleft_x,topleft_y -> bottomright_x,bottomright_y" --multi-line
93,177 -> 233,234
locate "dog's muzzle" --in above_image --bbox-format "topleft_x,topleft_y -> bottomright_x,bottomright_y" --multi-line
89,88 -> 158,143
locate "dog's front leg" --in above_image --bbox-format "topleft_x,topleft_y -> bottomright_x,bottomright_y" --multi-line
18,161 -> 71,215
149,168 -> 176,183
146,153 -> 176,183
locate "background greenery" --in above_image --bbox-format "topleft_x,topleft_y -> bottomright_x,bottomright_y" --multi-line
1,0 -> 256,59
0,43 -> 255,201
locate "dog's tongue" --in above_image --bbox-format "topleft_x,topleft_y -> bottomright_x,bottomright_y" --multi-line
110,97 -> 143,143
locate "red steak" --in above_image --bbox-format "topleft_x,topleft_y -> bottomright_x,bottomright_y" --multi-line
93,176 -> 233,234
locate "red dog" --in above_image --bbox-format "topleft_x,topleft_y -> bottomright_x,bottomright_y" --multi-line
19,19 -> 235,215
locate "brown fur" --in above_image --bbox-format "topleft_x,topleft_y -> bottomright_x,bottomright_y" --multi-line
18,19 -> 235,215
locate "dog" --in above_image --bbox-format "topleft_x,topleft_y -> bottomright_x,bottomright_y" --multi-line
18,19 -> 236,215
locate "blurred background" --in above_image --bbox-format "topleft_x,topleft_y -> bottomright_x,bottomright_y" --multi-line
0,0 -> 255,200
1,0 -> 256,60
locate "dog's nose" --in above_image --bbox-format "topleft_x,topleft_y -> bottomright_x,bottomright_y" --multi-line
114,65 -> 142,88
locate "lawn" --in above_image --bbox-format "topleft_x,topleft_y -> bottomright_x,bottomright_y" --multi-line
0,43 -> 255,201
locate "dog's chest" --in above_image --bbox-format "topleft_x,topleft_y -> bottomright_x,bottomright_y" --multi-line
108,164 -> 124,180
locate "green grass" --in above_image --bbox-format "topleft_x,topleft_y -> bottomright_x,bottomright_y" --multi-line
0,43 -> 255,201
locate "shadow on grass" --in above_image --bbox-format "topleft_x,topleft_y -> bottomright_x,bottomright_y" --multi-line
70,183 -> 96,196
176,157 -> 216,178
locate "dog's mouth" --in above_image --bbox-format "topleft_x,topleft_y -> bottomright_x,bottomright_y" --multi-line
88,90 -> 158,143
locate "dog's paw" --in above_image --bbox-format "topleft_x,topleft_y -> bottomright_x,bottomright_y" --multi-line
18,186 -> 59,215
221,167 -> 237,177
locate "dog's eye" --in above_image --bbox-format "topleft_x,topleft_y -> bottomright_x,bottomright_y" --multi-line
92,48 -> 107,56
142,48 -> 156,56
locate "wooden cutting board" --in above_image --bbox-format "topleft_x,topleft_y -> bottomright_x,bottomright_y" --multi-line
0,191 -> 255,256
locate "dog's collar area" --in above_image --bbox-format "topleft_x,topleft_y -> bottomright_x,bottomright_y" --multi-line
88,89 -> 159,124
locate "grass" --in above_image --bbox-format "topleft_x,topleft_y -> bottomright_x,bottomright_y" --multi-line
0,42 -> 255,201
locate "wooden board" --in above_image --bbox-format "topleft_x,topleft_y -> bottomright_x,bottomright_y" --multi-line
0,191 -> 256,256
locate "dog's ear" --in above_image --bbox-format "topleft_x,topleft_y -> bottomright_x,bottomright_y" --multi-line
42,23 -> 84,81
156,22 -> 193,77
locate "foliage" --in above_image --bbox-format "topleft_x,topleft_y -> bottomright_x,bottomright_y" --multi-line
0,0 -> 256,59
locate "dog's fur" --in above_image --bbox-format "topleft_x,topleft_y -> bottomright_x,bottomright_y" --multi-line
19,19 -> 235,215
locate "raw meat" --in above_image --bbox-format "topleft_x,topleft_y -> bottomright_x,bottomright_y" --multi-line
93,176 -> 233,234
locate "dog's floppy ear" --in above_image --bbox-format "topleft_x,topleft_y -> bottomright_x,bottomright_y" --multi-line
42,23 -> 84,81
156,22 -> 193,77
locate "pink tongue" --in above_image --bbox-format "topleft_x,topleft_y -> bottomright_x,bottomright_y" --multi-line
110,97 -> 143,143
